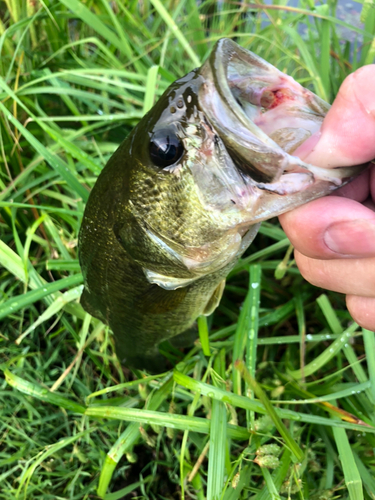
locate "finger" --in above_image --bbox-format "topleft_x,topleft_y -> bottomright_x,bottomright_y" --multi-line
294,251 -> 375,297
279,197 -> 375,259
333,168 -> 371,202
294,65 -> 375,168
346,295 -> 375,331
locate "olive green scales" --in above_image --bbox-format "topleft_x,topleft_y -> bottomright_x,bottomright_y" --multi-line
79,39 -> 363,371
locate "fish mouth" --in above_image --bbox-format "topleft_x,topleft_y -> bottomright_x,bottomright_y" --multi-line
198,39 -> 366,221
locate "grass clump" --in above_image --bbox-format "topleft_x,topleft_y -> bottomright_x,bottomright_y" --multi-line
1,1 -> 375,499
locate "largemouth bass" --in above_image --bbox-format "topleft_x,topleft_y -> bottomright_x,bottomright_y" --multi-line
79,39 -> 364,372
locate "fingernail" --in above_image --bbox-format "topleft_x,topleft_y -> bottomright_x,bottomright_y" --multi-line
324,219 -> 375,256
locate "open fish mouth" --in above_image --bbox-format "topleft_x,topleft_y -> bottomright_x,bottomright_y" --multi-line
198,39 -> 367,222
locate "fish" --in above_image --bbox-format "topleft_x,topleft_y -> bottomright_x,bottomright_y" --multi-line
78,38 -> 365,372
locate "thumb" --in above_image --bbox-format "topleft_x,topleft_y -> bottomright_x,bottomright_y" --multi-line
294,65 -> 375,168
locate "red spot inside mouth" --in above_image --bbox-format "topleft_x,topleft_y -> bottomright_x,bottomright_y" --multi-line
260,87 -> 294,110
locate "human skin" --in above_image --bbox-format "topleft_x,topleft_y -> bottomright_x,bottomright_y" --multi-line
279,65 -> 375,331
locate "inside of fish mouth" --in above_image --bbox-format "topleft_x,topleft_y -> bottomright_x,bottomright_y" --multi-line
225,65 -> 312,155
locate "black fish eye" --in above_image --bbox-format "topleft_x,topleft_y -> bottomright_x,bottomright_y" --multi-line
149,128 -> 184,168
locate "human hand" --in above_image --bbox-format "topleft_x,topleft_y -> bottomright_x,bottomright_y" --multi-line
279,66 -> 375,331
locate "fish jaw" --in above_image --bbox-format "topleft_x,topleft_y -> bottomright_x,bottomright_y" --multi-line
197,38 -> 368,224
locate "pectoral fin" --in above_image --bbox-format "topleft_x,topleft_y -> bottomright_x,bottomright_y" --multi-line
143,268 -> 200,290
203,280 -> 226,316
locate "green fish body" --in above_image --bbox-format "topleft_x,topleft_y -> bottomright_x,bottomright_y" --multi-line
79,39 -> 363,371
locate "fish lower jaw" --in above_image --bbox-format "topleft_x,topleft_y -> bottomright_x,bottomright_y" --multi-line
226,171 -> 314,216
229,167 -> 356,227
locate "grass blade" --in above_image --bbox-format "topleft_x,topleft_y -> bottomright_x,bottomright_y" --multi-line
15,285 -> 83,344
86,406 -> 249,440
261,467 -> 282,500
236,361 -> 304,463
246,264 -> 261,408
363,329 -> 375,404
58,0 -> 133,59
353,452 -> 375,500
0,106 -> 88,201
149,0 -> 201,67
17,431 -> 89,497
207,354 -> 227,500
289,322 -> 359,379
143,65 -> 160,114
97,376 -> 173,498
4,370 -> 86,413
332,427 -> 364,500
282,25 -> 327,100
232,265 -> 261,396
198,315 -> 211,356
174,371 -> 374,432
0,273 -> 83,320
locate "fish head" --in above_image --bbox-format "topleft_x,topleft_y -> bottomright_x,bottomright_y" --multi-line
197,38 -> 367,219
97,39 -> 367,291
115,65 -> 256,291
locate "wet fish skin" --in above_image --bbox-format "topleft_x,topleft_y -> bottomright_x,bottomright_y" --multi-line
79,69 -> 254,372
79,39 -> 365,372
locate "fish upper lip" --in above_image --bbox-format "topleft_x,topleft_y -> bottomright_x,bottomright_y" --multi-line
199,38 -> 287,184
198,38 -> 364,189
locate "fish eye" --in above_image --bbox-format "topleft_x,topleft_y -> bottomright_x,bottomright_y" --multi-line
149,128 -> 184,168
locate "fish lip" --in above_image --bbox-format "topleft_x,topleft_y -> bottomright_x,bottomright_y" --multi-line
198,38 -> 364,189
199,38 -> 287,184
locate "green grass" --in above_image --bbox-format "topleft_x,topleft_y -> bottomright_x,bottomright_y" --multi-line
1,0 -> 375,499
